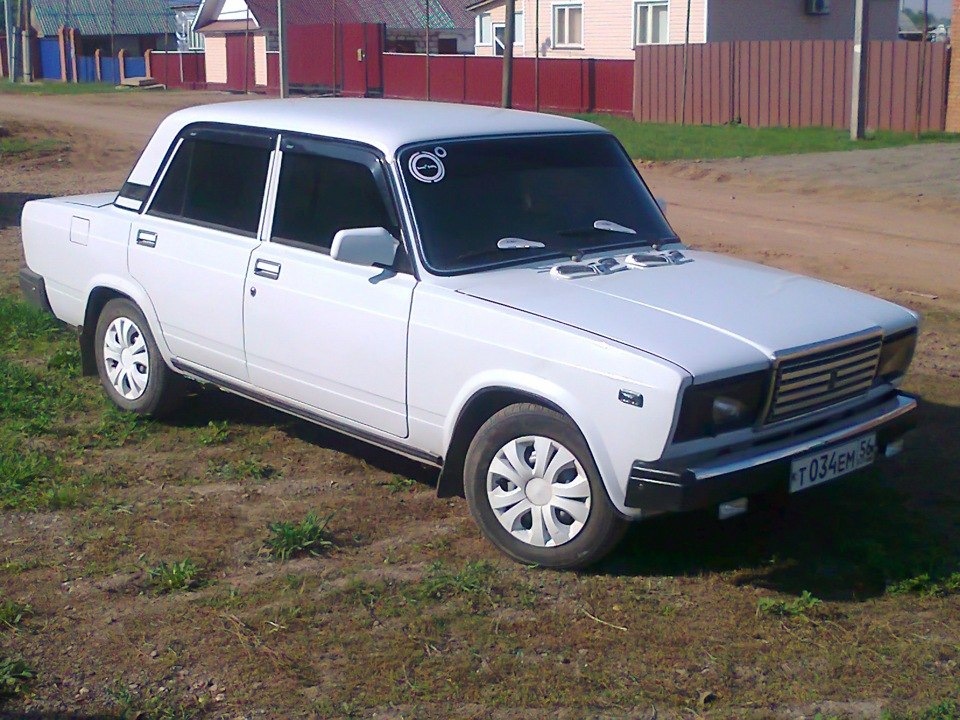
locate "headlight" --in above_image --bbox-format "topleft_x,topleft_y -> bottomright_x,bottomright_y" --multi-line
673,371 -> 768,442
876,329 -> 917,382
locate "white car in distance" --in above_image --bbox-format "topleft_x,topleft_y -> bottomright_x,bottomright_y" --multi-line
19,99 -> 919,568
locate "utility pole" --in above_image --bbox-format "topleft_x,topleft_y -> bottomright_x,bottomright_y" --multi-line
501,0 -> 515,107
277,0 -> 287,97
914,0 -> 929,138
4,0 -> 14,80
680,0 -> 691,124
850,0 -> 869,140
424,0 -> 429,99
534,0 -> 539,111
20,0 -> 29,80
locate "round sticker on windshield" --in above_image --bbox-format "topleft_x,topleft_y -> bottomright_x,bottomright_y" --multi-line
409,151 -> 445,183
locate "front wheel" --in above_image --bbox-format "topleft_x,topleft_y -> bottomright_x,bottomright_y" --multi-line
463,403 -> 628,569
94,298 -> 184,417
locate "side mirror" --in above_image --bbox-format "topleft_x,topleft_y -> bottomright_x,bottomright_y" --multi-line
655,197 -> 668,215
330,227 -> 399,268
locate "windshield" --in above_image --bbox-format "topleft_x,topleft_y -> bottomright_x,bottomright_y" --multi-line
398,133 -> 677,274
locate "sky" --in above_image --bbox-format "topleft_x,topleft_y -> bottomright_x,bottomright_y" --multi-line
902,0 -> 953,21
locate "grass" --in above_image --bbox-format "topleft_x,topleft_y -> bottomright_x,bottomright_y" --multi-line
265,512 -> 335,560
0,135 -> 68,159
887,571 -> 960,598
0,80 -> 130,95
147,559 -> 202,594
576,114 -> 960,161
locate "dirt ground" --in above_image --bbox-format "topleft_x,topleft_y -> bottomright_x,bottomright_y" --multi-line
1,91 -> 958,720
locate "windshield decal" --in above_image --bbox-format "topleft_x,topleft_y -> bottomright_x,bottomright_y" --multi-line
409,149 -> 446,183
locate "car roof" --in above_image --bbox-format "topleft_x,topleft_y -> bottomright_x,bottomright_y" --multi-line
124,98 -> 607,188
174,98 -> 601,152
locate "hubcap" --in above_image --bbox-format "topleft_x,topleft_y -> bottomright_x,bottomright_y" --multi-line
102,316 -> 150,400
486,435 -> 591,548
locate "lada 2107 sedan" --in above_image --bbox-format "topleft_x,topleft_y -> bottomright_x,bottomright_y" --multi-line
19,99 -> 919,568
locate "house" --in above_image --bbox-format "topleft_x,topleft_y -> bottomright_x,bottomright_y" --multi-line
467,0 -> 900,59
30,0 -> 178,56
193,0 -> 475,91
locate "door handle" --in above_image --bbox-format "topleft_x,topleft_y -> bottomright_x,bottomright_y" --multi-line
253,259 -> 281,280
136,230 -> 157,248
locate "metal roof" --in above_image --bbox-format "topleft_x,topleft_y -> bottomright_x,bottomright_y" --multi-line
33,0 -> 176,37
241,0 -> 474,31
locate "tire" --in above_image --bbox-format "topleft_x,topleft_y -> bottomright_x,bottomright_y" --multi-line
463,403 -> 629,569
94,298 -> 184,418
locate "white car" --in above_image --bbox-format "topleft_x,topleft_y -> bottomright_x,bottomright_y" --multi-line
19,99 -> 918,568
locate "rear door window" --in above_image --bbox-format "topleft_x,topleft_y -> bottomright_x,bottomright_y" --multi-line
149,132 -> 272,236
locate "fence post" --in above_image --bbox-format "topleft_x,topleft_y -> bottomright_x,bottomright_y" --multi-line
58,26 -> 67,82
69,28 -> 79,83
94,48 -> 101,81
144,48 -> 152,78
118,48 -> 126,83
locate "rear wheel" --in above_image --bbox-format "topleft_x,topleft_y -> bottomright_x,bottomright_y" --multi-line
463,403 -> 628,569
94,298 -> 184,417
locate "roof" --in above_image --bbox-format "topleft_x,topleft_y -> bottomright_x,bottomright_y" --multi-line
32,0 -> 175,36
898,11 -> 920,34
196,0 -> 473,33
126,98 -> 603,186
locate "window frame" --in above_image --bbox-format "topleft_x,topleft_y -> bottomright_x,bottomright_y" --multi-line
264,134 -> 403,258
476,12 -> 493,46
143,124 -> 276,238
633,0 -> 669,46
552,2 -> 584,49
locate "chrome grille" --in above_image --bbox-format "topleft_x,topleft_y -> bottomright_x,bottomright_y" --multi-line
766,335 -> 882,423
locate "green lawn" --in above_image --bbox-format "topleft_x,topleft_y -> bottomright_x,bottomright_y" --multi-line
0,81 -> 128,95
577,114 -> 960,161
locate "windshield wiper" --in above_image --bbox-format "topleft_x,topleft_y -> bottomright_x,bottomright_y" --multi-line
455,237 -> 547,265
559,219 -> 637,238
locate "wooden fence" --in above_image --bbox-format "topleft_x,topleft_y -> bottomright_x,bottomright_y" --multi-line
634,40 -> 951,132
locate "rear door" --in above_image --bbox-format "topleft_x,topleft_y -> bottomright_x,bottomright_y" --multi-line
242,136 -> 415,437
129,126 -> 274,381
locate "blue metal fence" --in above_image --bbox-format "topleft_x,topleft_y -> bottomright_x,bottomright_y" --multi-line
39,37 -> 61,80
124,56 -> 146,78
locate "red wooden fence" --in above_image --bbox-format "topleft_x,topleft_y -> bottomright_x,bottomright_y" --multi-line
634,40 -> 950,132
382,54 -> 634,116
150,51 -> 207,90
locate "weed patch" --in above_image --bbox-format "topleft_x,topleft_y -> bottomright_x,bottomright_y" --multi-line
757,590 -> 823,618
109,683 -> 198,720
265,512 -> 335,561
0,656 -> 34,699
147,559 -> 202,593
208,458 -> 277,482
887,571 -> 960,598
0,600 -> 31,629
382,474 -> 416,493
197,419 -> 231,446
408,560 -> 497,602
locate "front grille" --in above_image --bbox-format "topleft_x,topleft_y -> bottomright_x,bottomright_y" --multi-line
766,334 -> 882,423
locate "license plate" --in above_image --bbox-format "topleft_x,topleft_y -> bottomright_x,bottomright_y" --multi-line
789,433 -> 877,494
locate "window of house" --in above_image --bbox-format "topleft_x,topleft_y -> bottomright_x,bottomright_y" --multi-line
264,29 -> 279,52
271,152 -> 392,253
477,13 -> 493,45
634,1 -> 668,45
492,14 -> 523,55
553,4 -> 583,47
149,137 -> 271,236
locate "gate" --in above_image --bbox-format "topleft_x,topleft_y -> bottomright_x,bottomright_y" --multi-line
287,22 -> 384,96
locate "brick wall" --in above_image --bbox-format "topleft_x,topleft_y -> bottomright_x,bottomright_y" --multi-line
948,0 -> 960,131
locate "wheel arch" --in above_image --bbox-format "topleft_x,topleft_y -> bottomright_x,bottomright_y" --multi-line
79,279 -> 168,377
437,385 -> 604,502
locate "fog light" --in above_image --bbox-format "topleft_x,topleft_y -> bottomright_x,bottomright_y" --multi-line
718,497 -> 749,520
885,439 -> 905,458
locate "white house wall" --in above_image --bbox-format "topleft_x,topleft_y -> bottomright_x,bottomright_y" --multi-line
205,35 -> 227,83
254,33 -> 267,85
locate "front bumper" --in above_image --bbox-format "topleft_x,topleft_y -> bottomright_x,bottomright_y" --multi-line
18,268 -> 54,315
625,391 -> 917,512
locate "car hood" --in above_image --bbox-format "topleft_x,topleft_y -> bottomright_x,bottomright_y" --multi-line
455,250 -> 917,381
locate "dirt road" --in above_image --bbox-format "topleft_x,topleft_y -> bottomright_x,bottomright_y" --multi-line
4,90 -> 956,315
